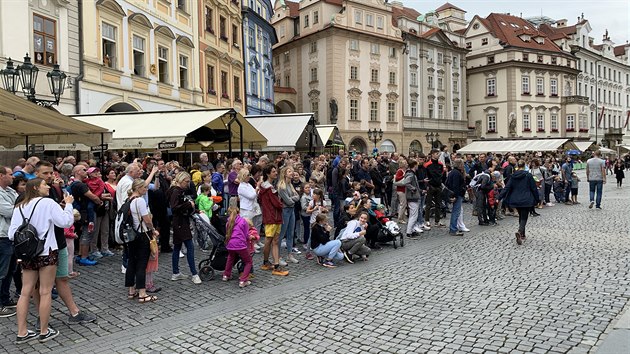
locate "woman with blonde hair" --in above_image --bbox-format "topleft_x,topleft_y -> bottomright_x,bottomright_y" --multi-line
277,166 -> 300,264
9,178 -> 74,344
237,168 -> 261,227
166,172 -> 201,284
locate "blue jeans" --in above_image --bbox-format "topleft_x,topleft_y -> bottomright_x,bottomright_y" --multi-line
449,196 -> 463,233
564,181 -> 572,202
589,180 -> 603,207
301,215 -> 311,246
172,239 -> 197,276
313,240 -> 344,261
279,207 -> 295,254
0,238 -> 16,305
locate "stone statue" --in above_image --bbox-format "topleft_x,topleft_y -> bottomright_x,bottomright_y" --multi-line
475,120 -> 482,137
508,113 -> 517,137
329,98 -> 338,124
564,82 -> 572,96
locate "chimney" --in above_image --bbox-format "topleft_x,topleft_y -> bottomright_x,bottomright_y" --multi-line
391,1 -> 403,8
556,19 -> 567,28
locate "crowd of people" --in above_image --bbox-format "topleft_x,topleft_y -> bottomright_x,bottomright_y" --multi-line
0,147 -> 626,344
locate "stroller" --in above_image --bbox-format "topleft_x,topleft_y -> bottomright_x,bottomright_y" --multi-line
367,205 -> 404,249
192,213 -> 240,281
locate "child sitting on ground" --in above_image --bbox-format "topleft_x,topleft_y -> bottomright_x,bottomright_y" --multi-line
552,176 -> 566,203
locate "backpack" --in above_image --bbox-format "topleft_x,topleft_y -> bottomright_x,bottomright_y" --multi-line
13,198 -> 45,261
114,197 -> 138,244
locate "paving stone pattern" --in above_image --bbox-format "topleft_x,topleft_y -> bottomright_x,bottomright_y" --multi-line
0,172 -> 628,353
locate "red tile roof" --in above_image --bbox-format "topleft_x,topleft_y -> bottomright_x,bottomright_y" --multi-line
435,2 -> 465,13
420,27 -> 441,39
285,0 -> 299,17
614,44 -> 628,57
274,86 -> 297,94
391,6 -> 422,27
481,13 -> 564,53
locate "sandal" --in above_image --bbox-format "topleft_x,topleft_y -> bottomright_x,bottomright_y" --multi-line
127,292 -> 139,300
138,295 -> 158,303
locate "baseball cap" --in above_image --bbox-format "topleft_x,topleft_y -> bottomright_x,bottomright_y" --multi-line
86,167 -> 99,174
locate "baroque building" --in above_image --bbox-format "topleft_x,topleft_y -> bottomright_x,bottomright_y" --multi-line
394,2 -> 470,154
271,0 -> 404,154
464,13 -> 587,141
538,17 -> 630,148
0,0 -> 80,115
242,0 -> 277,115
79,0 -> 204,113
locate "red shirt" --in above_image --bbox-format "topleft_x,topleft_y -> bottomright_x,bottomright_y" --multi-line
395,169 -> 406,192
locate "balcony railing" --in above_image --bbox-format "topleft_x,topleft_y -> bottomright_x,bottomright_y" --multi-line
562,95 -> 589,105
403,116 -> 469,131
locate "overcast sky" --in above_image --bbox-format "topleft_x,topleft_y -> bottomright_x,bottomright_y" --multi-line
405,0 -> 629,45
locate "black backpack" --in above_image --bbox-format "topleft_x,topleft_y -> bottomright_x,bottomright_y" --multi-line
114,197 -> 138,244
13,198 -> 45,261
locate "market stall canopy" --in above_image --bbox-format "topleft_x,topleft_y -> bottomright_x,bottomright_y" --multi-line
457,139 -> 577,154
599,147 -> 616,155
0,88 -> 111,148
316,125 -> 345,147
245,113 -> 318,152
72,109 -> 266,151
0,143 -> 90,152
574,141 -> 595,152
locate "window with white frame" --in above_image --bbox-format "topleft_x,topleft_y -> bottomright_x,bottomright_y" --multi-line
285,74 -> 290,86
33,14 -> 56,66
250,71 -> 257,95
177,0 -> 186,11
234,76 -> 240,101
389,47 -> 396,58
428,76 -> 434,89
101,22 -> 117,68
248,27 -> 255,48
179,55 -> 188,89
370,43 -> 379,54
550,78 -> 558,96
487,114 -> 496,132
438,104 -> 444,118
350,99 -> 358,120
232,24 -> 239,46
567,115 -> 575,130
221,70 -> 228,98
453,106 -> 459,120
486,78 -> 496,96
371,69 -> 379,83
350,66 -> 358,80
522,76 -> 530,94
304,14 -> 309,28
370,101 -> 378,121
551,113 -> 558,131
387,102 -> 395,121
262,37 -> 269,56
310,41 -> 317,53
366,14 -> 373,27
536,77 -> 544,95
313,11 -> 319,24
376,16 -> 383,29
410,45 -> 417,57
537,113 -> 544,131
310,67 -> 318,82
428,103 -> 434,118
453,79 -> 459,93
207,65 -> 215,94
354,10 -> 362,24
157,46 -> 168,83
132,35 -> 145,76
452,55 -> 458,69
264,77 -> 270,98
438,77 -> 443,90
349,39 -> 359,51
579,115 -> 588,130
389,72 -> 396,85
437,52 -> 443,64
410,101 -> 417,117
523,113 -> 531,130
410,72 -> 417,86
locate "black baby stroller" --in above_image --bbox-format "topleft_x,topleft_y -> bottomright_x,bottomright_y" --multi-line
192,213 -> 240,281
366,205 -> 404,249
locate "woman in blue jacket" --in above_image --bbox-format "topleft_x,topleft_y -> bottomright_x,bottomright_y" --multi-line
499,160 -> 539,245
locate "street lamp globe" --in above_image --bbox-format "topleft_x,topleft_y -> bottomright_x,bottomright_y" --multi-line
0,57 -> 20,94
17,54 -> 38,99
47,63 -> 67,103
378,128 -> 383,139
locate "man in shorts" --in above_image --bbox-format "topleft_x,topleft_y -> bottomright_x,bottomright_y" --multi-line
35,161 -> 96,324
69,165 -> 103,266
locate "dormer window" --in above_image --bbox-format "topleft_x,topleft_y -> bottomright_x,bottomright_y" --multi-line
481,38 -> 488,45
519,34 -> 531,42
534,36 -> 545,44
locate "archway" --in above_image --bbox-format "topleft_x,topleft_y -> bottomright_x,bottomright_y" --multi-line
275,100 -> 296,114
380,139 -> 396,153
348,137 -> 367,154
105,102 -> 139,113
433,139 -> 443,149
409,140 -> 422,155
453,143 -> 461,153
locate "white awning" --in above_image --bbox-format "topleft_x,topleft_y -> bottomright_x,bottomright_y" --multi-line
599,147 -> 616,155
0,89 -> 111,148
0,143 -> 90,152
457,139 -> 576,154
574,141 -> 595,152
73,109 -> 266,151
246,113 -> 317,152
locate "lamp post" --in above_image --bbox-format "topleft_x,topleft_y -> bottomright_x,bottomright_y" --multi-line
1,54 -> 66,107
367,128 -> 383,150
425,131 -> 439,149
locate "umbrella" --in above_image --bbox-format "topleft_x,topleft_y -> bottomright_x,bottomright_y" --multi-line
565,149 -> 581,155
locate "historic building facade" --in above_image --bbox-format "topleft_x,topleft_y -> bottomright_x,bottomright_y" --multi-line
271,0 -> 404,154
0,0 -> 80,115
242,0 -> 277,115
394,3 -> 470,154
538,17 -> 630,147
79,0 -> 204,113
465,13 -> 588,141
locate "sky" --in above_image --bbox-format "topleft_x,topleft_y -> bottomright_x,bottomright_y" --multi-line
406,0 -> 630,45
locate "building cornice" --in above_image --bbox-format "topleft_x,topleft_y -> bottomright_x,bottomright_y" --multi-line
467,61 -> 580,76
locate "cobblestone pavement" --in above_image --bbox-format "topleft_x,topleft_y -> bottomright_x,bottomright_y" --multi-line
1,172 -> 628,353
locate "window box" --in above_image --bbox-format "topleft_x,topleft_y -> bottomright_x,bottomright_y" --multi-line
536,94 -> 545,97
486,94 -> 496,97
523,128 -> 531,132
537,129 -> 545,132
579,128 -> 589,132
208,89 -> 216,95
566,128 -> 575,132
522,92 -> 531,96
551,129 -> 558,132
550,94 -> 558,97
487,129 -> 496,133
221,93 -> 230,99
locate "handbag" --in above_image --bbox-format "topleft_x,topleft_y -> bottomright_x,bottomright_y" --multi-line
148,235 -> 158,257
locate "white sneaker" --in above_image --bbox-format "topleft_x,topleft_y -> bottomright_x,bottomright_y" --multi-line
191,275 -> 202,284
423,224 -> 431,231
459,227 -> 471,232
278,258 -> 288,267
121,265 -> 126,274
291,247 -> 302,255
254,243 -> 261,250
287,254 -> 299,264
171,273 -> 188,281
179,251 -> 185,258
413,225 -> 424,234
546,202 -> 554,207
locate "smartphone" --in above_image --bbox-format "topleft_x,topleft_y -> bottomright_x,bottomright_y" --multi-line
63,189 -> 70,197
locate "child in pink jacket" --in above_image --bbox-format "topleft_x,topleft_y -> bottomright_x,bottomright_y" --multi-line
222,206 -> 253,288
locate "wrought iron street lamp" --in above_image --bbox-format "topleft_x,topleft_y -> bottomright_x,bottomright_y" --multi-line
1,53 -> 66,107
367,128 -> 384,149
425,132 -> 439,149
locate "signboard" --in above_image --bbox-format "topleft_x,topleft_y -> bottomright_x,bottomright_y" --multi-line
158,141 -> 177,150
90,144 -> 109,152
28,144 -> 45,154
201,146 -> 214,152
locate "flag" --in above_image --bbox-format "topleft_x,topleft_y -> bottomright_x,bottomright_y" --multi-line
624,110 -> 630,129
597,106 -> 605,127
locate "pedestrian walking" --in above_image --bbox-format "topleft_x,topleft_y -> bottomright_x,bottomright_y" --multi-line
613,159 -> 625,188
499,160 -> 539,245
445,159 -> 466,236
586,151 -> 606,209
